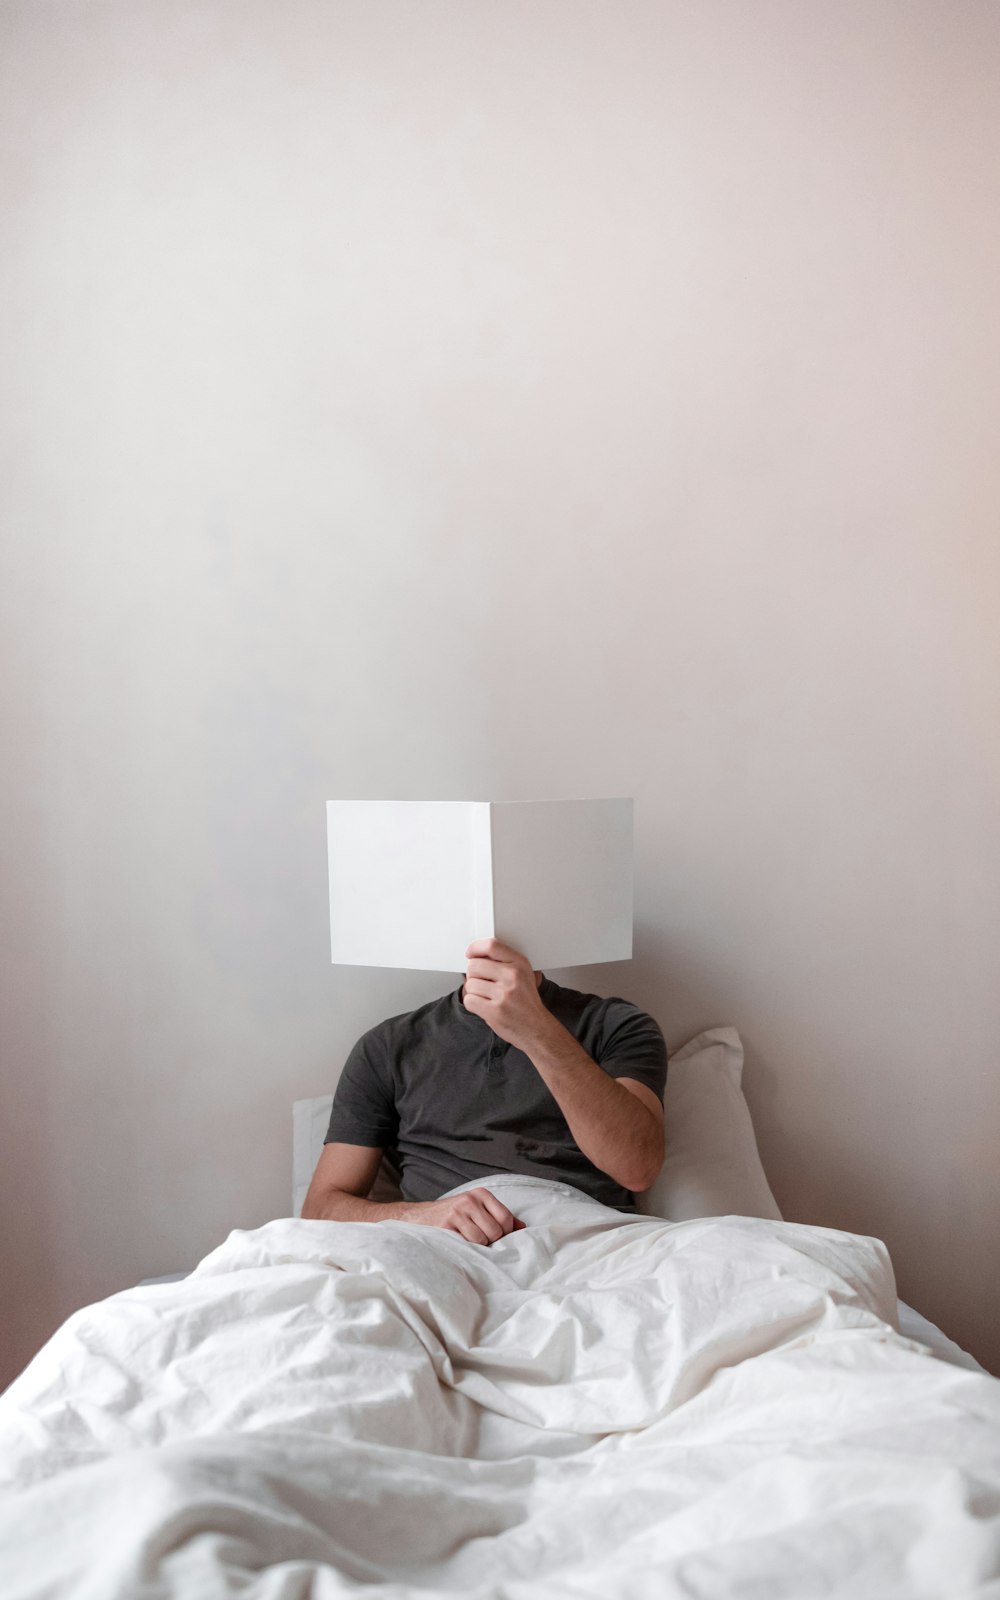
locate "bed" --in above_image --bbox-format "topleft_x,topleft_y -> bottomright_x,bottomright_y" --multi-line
1,1028 -> 997,1597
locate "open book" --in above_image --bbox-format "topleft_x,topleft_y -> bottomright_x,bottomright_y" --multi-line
326,798 -> 633,972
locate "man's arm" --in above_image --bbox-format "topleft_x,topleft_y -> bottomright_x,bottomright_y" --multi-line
301,1143 -> 523,1243
463,938 -> 665,1193
301,1143 -> 413,1222
522,1030 -> 664,1193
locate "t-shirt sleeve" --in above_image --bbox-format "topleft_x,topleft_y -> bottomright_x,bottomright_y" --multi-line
324,1033 -> 399,1149
596,1001 -> 668,1103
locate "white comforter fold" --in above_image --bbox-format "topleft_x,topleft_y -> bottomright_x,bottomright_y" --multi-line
1,1176 -> 998,1598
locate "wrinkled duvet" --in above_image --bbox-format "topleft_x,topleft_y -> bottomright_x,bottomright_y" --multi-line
1,1174 -> 999,1598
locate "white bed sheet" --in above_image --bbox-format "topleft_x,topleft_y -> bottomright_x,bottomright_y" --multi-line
1,1175 -> 998,1598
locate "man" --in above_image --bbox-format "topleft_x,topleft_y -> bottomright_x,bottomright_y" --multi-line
302,937 -> 667,1246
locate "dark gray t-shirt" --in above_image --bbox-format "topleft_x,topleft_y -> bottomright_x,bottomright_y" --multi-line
324,975 -> 668,1213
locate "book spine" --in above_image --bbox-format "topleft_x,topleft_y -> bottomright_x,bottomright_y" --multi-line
470,802 -> 494,941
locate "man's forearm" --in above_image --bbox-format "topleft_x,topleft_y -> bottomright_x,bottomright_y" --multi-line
302,1189 -> 426,1224
524,1018 -> 663,1192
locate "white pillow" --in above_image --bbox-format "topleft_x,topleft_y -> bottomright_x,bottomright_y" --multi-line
637,1026 -> 783,1223
293,1095 -> 336,1217
293,1025 -> 781,1224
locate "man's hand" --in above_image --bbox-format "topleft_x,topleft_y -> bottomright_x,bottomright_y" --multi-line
412,1186 -> 526,1245
463,938 -> 555,1051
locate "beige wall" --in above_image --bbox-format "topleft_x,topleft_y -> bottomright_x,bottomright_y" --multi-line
2,0 -> 998,1384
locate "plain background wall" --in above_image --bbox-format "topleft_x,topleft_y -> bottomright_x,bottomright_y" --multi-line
2,0 -> 998,1385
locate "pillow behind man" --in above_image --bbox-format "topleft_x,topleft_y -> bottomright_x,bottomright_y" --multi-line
637,1027 -> 782,1223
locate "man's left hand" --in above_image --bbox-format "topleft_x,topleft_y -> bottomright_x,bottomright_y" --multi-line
463,939 -> 555,1051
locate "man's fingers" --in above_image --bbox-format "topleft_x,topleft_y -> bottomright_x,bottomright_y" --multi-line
464,957 -> 504,983
457,1194 -> 503,1243
461,1207 -> 500,1244
443,1191 -> 526,1244
462,977 -> 495,1001
475,1190 -> 516,1233
465,938 -> 526,965
471,1210 -> 504,1244
451,1220 -> 491,1246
